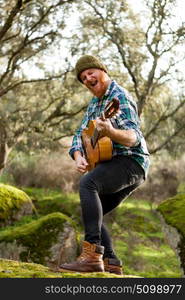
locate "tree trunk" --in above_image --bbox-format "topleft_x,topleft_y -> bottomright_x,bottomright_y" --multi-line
0,143 -> 9,174
0,121 -> 11,174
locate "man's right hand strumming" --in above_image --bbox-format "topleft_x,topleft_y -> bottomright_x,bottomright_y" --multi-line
74,151 -> 89,174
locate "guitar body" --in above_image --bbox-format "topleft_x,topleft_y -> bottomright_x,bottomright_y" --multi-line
82,120 -> 113,171
81,98 -> 119,171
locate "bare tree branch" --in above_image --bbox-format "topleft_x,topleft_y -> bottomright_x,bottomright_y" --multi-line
149,122 -> 185,154
45,104 -> 88,126
145,99 -> 185,139
0,0 -> 24,41
0,70 -> 71,97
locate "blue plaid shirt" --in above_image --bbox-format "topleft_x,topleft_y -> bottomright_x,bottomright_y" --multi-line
69,80 -> 150,177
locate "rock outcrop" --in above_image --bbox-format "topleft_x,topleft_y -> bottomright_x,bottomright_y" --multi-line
157,193 -> 185,277
0,183 -> 34,227
0,212 -> 79,269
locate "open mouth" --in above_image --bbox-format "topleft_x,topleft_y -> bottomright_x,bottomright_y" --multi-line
90,80 -> 98,88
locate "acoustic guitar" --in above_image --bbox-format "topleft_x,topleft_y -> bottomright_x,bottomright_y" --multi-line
82,98 -> 119,171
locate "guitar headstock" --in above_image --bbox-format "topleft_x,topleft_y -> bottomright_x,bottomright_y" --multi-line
104,98 -> 120,119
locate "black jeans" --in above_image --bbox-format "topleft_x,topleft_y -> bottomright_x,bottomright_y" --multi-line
79,155 -> 145,259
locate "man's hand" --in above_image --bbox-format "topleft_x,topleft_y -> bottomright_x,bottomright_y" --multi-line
96,117 -> 113,137
74,152 -> 89,174
96,117 -> 137,147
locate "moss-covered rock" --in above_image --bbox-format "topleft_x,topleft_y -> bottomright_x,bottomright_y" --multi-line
0,258 -> 138,278
22,187 -> 82,227
0,212 -> 79,269
177,183 -> 185,194
157,193 -> 185,276
0,184 -> 35,226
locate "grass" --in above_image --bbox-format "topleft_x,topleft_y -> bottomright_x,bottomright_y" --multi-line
22,187 -> 81,226
106,197 -> 182,278
0,186 -> 183,278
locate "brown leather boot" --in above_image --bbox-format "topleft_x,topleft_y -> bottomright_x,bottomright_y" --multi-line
59,241 -> 104,273
104,258 -> 123,275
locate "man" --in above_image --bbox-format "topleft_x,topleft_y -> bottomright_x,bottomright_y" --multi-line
59,55 -> 150,275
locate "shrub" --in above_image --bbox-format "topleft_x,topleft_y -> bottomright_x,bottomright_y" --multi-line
6,151 -> 81,193
133,154 -> 185,204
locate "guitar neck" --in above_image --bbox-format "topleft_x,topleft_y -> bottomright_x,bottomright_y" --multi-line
91,111 -> 108,148
90,99 -> 118,148
91,127 -> 100,148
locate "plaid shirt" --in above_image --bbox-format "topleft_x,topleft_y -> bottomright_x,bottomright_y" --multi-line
69,80 -> 150,177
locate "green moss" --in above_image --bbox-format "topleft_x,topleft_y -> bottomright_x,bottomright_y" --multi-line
0,184 -> 34,220
22,187 -> 81,224
157,193 -> 185,274
0,258 -> 136,278
177,183 -> 185,194
108,197 -> 182,278
112,198 -> 162,238
0,212 -> 78,265
1,186 -> 182,278
157,193 -> 185,237
0,258 -> 60,278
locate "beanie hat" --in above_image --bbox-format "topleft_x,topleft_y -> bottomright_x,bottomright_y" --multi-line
75,55 -> 108,82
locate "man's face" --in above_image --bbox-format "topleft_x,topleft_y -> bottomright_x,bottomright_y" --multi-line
80,68 -> 110,98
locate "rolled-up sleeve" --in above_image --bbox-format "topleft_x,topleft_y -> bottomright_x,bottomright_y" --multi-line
116,93 -> 142,147
69,108 -> 90,159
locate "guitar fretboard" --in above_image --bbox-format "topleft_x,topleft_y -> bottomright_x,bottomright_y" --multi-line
89,98 -> 119,149
91,128 -> 99,148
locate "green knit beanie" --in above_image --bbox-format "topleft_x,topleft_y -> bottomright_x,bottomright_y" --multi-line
75,55 -> 108,82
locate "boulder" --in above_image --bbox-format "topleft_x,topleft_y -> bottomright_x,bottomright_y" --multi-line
0,212 -> 79,269
0,184 -> 34,227
157,193 -> 185,277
